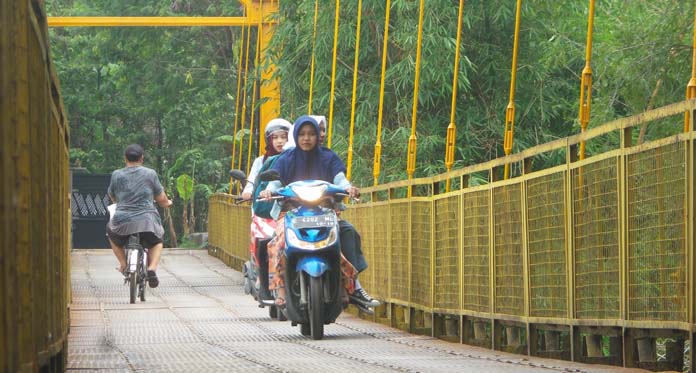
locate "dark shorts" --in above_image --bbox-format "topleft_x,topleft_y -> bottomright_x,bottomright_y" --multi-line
107,227 -> 162,249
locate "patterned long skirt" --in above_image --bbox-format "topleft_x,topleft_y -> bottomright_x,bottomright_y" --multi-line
267,215 -> 356,295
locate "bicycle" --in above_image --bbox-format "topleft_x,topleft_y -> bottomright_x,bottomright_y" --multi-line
124,233 -> 148,303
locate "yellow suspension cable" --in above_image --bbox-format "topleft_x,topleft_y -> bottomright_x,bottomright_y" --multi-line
503,0 -> 523,180
247,5 -> 263,175
346,0 -> 363,180
308,0 -> 319,114
578,0 -> 595,160
257,0 -> 267,155
445,0 -> 466,192
229,15 -> 247,193
237,11 -> 254,170
686,1 -> 696,132
406,0 -> 426,187
327,0 -> 341,148
373,0 -> 392,186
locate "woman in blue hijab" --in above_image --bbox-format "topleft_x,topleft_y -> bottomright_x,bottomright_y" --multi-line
268,115 -> 348,186
259,115 -> 379,311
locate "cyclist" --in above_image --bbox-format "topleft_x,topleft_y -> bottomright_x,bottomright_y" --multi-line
107,144 -> 173,288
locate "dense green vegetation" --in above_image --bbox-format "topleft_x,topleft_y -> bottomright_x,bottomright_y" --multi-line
47,0 -> 694,241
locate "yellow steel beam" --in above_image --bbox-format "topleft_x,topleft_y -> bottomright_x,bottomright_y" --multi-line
249,0 -> 281,144
47,16 -> 257,27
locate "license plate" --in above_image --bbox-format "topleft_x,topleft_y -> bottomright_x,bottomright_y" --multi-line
294,214 -> 335,228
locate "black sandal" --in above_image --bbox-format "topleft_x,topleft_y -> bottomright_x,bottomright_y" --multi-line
147,270 -> 159,288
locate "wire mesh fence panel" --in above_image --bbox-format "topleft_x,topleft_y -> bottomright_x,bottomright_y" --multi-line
390,201 -> 410,302
343,205 -> 375,294
208,196 -> 221,247
371,203 -> 391,300
494,184 -> 524,316
627,141 -> 687,322
462,190 -> 490,313
411,200 -> 432,308
572,158 -> 620,320
234,205 -> 251,259
434,195 -> 460,311
526,172 -> 567,318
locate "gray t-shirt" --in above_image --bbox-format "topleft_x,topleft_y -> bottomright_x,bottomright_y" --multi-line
107,166 -> 165,237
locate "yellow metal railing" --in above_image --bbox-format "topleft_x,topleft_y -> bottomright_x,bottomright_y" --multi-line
210,99 -> 696,335
2,1 -> 71,371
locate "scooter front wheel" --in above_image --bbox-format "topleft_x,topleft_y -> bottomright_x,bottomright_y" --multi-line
308,276 -> 324,340
300,323 -> 311,336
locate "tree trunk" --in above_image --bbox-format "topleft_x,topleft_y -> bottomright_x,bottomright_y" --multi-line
155,115 -> 163,173
637,42 -> 681,145
189,161 -> 196,234
164,208 -> 178,248
637,77 -> 663,145
189,195 -> 196,234
182,202 -> 189,238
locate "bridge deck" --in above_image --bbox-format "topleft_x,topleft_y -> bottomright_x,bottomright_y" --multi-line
67,249 -> 643,372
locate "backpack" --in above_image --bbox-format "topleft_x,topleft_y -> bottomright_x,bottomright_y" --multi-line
251,155 -> 280,219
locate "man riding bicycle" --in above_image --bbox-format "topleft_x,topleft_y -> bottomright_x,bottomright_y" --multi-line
107,144 -> 172,288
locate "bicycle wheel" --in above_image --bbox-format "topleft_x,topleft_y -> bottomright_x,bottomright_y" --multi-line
138,249 -> 146,302
129,271 -> 137,304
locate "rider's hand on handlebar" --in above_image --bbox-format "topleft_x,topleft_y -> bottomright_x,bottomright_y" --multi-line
345,186 -> 360,199
241,191 -> 252,201
258,190 -> 273,200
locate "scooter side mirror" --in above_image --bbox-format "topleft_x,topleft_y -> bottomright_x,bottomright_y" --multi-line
229,169 -> 247,185
259,169 -> 281,182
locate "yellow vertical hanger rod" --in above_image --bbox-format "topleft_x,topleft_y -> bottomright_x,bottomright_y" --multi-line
347,0 -> 364,180
327,0 -> 341,148
578,0 -> 595,160
686,1 -> 696,132
308,0 -> 319,114
445,0 -> 466,192
406,0 -> 426,186
256,0 -> 267,154
503,0 -> 523,180
229,17 -> 247,193
246,3 -> 263,174
237,13 -> 254,170
373,0 -> 392,186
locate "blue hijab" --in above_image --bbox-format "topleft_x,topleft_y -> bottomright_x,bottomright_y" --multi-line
271,115 -> 346,184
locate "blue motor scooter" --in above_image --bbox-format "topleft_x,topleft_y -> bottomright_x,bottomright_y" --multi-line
260,170 -> 348,340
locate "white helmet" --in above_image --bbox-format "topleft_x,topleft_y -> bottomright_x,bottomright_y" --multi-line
265,118 -> 291,137
309,115 -> 326,128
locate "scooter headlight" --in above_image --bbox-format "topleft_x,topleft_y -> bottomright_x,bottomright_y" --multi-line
286,226 -> 338,250
290,184 -> 327,203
